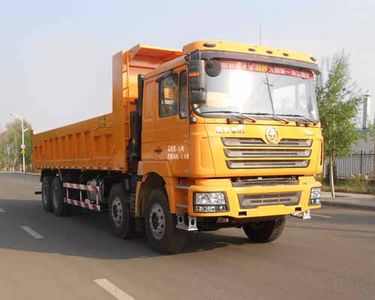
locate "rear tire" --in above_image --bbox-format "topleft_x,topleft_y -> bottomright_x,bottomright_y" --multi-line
243,216 -> 286,243
51,176 -> 70,216
144,188 -> 186,254
41,176 -> 53,212
108,184 -> 135,239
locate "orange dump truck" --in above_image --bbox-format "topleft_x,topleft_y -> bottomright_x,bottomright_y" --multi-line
32,40 -> 323,253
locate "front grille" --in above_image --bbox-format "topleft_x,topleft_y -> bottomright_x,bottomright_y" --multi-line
222,138 -> 312,147
222,138 -> 264,147
224,149 -> 311,158
222,137 -> 312,170
227,160 -> 309,169
238,192 -> 301,208
232,176 -> 298,187
278,139 -> 312,147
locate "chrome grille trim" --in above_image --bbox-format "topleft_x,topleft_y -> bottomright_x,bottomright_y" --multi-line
222,138 -> 264,147
224,149 -> 311,158
278,139 -> 312,147
238,192 -> 301,208
222,137 -> 312,147
232,176 -> 298,187
227,160 -> 309,169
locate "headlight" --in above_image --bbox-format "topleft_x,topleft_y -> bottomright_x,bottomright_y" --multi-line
195,192 -> 226,205
310,187 -> 321,205
194,192 -> 228,212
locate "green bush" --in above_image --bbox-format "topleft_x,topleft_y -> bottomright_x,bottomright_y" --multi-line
323,174 -> 375,195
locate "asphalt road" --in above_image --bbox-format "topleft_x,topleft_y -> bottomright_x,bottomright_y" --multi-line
0,173 -> 374,300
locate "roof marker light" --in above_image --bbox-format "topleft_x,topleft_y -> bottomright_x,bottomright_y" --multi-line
203,42 -> 216,48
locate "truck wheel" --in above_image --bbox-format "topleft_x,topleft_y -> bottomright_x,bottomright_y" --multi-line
41,176 -> 53,212
108,184 -> 135,239
144,188 -> 186,254
243,216 -> 286,243
51,176 -> 70,216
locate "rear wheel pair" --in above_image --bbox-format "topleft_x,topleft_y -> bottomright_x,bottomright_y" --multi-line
108,184 -> 135,239
108,186 -> 186,254
41,176 -> 70,216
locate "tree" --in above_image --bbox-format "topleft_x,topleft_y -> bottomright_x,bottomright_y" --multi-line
316,51 -> 363,198
0,119 -> 32,171
0,131 -> 9,170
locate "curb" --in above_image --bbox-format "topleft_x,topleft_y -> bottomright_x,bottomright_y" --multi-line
321,199 -> 375,211
0,171 -> 40,176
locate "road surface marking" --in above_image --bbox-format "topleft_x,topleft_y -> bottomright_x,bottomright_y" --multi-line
20,226 -> 44,239
311,213 -> 332,219
0,207 -> 4,213
94,279 -> 134,300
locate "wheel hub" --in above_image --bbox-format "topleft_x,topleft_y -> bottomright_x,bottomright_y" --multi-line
111,197 -> 123,227
149,203 -> 165,240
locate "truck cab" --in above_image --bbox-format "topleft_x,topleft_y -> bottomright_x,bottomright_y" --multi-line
134,40 -> 322,252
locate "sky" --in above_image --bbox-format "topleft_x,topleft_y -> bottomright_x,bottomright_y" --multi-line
0,0 -> 374,133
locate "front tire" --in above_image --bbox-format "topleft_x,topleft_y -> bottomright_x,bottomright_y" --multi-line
144,188 -> 186,254
41,176 -> 53,212
243,216 -> 286,243
51,176 -> 70,216
108,184 -> 135,239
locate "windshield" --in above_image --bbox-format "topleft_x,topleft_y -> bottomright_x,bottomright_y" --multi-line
195,60 -> 319,122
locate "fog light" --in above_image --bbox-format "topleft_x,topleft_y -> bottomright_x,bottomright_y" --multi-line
310,187 -> 321,205
194,192 -> 228,212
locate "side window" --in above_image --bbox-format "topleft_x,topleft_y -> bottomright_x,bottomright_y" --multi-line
159,73 -> 178,117
179,71 -> 188,118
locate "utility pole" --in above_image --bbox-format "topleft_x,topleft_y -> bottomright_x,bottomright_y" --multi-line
10,113 -> 28,173
362,93 -> 370,129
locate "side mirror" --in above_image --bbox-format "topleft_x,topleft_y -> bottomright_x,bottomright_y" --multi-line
189,59 -> 207,104
205,59 -> 221,77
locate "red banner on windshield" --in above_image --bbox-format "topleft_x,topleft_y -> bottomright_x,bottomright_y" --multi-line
220,61 -> 313,79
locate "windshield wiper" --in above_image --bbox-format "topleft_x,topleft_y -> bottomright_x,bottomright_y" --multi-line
264,75 -> 276,116
233,112 -> 256,123
201,111 -> 256,123
245,112 -> 289,124
278,114 -> 318,125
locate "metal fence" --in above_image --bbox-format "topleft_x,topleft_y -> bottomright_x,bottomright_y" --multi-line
324,152 -> 375,180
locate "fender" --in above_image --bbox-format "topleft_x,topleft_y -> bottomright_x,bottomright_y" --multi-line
137,160 -> 172,178
136,161 -> 178,217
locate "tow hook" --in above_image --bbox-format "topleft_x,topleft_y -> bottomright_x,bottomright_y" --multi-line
291,209 -> 311,220
176,212 -> 198,231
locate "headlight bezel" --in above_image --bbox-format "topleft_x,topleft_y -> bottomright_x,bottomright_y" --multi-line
193,192 -> 229,213
310,187 -> 321,205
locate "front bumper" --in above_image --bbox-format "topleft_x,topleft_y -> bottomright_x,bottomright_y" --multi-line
187,176 -> 321,219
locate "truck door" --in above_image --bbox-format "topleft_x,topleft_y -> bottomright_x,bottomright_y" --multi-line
144,68 -> 190,176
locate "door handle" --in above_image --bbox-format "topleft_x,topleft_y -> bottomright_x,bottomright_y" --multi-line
154,146 -> 162,154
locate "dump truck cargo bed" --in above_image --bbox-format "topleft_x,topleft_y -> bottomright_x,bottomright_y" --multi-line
31,44 -> 182,171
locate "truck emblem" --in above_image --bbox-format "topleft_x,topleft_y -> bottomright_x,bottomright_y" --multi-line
305,129 -> 315,136
265,127 -> 279,144
216,125 -> 244,134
